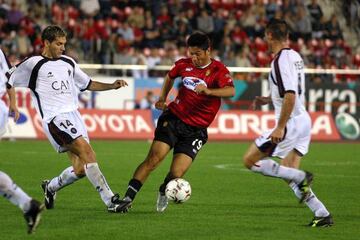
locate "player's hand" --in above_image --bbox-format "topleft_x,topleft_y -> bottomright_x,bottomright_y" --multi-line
194,84 -> 211,95
113,80 -> 128,89
270,127 -> 285,144
155,99 -> 168,111
251,96 -> 271,110
9,105 -> 20,122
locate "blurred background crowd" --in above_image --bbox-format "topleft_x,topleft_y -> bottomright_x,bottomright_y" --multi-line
0,0 -> 359,83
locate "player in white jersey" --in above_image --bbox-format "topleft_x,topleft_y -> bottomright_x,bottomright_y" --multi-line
7,25 -> 129,213
0,49 -> 44,234
0,48 -> 11,136
243,19 -> 333,227
0,171 -> 45,233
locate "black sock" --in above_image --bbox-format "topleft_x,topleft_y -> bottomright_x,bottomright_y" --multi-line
159,172 -> 176,194
125,178 -> 143,201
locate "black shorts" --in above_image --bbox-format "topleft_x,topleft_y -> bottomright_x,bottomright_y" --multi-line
154,110 -> 208,160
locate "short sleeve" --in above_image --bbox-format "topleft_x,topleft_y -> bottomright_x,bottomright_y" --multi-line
168,61 -> 181,79
73,62 -> 91,91
217,66 -> 234,88
0,49 -> 11,87
277,53 -> 297,93
7,58 -> 33,88
0,49 -> 11,73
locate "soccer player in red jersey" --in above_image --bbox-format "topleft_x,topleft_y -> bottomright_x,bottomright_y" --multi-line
118,32 -> 235,212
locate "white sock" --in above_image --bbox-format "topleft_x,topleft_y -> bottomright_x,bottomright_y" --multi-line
48,166 -> 82,193
84,163 -> 114,206
289,182 -> 330,217
251,159 -> 305,184
0,171 -> 31,212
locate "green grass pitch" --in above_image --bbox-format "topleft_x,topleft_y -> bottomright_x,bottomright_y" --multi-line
0,140 -> 359,240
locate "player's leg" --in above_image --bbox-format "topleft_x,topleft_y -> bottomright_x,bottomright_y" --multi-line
0,171 -> 45,233
281,150 -> 333,226
0,171 -> 32,212
157,124 -> 207,212
42,152 -> 85,209
243,142 -> 308,184
157,153 -> 192,212
124,140 -> 171,202
66,137 -> 118,209
122,111 -> 175,211
42,111 -> 120,211
283,113 -> 334,227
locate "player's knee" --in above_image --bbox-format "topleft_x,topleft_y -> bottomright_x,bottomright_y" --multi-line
79,147 -> 96,163
144,152 -> 162,171
73,165 -> 86,177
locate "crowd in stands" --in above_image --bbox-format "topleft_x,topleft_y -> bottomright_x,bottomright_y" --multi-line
0,0 -> 359,83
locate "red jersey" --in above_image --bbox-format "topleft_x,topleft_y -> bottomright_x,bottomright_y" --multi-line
167,58 -> 234,128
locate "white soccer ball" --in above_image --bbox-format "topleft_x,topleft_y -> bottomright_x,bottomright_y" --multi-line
165,178 -> 191,203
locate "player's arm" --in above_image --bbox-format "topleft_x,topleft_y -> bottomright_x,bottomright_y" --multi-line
87,79 -> 128,91
194,85 -> 235,97
251,96 -> 272,110
6,85 -> 20,122
270,92 -> 295,143
155,74 -> 175,110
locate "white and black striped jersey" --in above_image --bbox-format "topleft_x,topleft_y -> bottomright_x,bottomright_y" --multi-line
268,48 -> 307,119
7,55 -> 91,122
0,49 -> 11,97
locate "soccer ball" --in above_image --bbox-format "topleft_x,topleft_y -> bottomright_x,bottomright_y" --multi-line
165,178 -> 191,203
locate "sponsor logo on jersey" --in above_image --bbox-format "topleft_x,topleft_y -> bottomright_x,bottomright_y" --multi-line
182,77 -> 207,91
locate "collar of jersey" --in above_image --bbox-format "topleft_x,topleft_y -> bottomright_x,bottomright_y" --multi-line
275,48 -> 291,57
41,54 -> 62,61
196,59 -> 212,69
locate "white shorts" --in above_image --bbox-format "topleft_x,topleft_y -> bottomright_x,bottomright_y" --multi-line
255,113 -> 311,159
42,111 -> 89,153
0,100 -> 8,137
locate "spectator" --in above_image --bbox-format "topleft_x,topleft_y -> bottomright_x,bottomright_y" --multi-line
294,6 -> 312,41
80,0 -> 100,18
7,1 -> 23,31
14,28 -> 32,58
117,21 -> 135,45
196,9 -> 214,34
142,17 -> 161,48
325,14 -> 343,41
127,6 -> 145,29
132,48 -> 148,79
307,0 -> 323,29
139,90 -> 155,109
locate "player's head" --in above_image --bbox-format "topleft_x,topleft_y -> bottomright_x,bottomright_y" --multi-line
264,18 -> 289,43
187,32 -> 211,67
41,25 -> 67,59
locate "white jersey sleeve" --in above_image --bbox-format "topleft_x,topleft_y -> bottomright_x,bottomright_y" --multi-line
276,51 -> 297,93
0,49 -> 11,96
0,49 -> 10,74
74,63 -> 91,91
7,57 -> 35,88
61,56 -> 91,91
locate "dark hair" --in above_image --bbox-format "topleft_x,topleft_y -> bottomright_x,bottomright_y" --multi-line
265,18 -> 289,41
41,25 -> 67,43
187,31 -> 211,50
